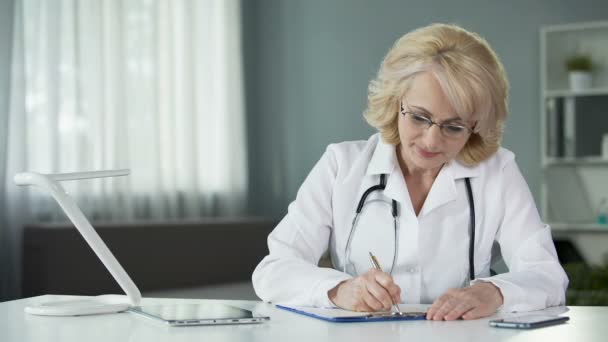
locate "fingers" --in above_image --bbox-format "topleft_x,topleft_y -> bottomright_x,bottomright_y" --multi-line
461,307 -> 485,320
365,280 -> 394,310
330,275 -> 389,312
426,293 -> 452,320
426,290 -> 450,319
330,269 -> 402,312
354,269 -> 401,312
428,288 -> 475,321
368,269 -> 402,309
427,284 -> 503,320
372,271 -> 402,303
361,285 -> 387,311
351,298 -> 375,312
443,301 -> 474,321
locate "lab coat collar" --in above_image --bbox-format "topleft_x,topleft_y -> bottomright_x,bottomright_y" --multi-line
365,135 -> 396,176
365,134 -> 480,216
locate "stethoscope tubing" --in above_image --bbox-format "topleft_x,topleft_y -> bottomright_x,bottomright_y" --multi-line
343,174 -> 475,281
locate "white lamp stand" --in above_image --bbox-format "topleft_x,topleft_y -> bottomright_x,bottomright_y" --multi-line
15,169 -> 142,316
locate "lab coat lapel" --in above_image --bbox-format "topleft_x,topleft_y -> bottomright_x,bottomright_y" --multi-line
365,138 -> 414,217
382,165 -> 414,217
419,165 -> 458,217
355,136 -> 398,215
419,160 -> 480,217
365,136 -> 395,176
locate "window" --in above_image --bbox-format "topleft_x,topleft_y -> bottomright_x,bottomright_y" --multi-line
8,0 -> 248,220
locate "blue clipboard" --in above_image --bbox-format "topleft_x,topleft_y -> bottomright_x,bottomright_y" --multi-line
276,305 -> 427,323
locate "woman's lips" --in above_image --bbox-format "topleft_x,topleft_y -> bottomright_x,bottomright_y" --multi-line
417,146 -> 441,159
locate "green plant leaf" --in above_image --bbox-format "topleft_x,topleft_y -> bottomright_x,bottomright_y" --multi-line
566,55 -> 593,72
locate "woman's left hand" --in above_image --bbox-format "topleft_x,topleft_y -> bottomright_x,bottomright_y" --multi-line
426,282 -> 504,320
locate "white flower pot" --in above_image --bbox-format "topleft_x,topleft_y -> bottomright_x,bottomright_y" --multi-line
569,71 -> 592,91
602,134 -> 608,160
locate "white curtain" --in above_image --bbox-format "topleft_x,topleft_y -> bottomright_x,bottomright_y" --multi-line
6,0 -> 248,222
2,0 -> 248,299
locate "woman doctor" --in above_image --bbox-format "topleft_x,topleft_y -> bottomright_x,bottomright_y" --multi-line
252,23 -> 568,321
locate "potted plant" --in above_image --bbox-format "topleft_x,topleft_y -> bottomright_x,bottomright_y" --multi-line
564,259 -> 608,305
566,55 -> 593,91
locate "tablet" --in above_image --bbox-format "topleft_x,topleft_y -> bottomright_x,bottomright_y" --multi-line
129,303 -> 270,326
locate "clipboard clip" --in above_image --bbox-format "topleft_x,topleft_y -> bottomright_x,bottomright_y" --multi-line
366,311 -> 427,318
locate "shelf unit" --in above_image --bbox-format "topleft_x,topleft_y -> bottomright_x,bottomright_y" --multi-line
544,87 -> 608,98
540,21 -> 608,234
551,222 -> 608,234
544,156 -> 608,167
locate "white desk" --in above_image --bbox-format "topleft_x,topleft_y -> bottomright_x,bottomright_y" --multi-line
1,295 -> 606,342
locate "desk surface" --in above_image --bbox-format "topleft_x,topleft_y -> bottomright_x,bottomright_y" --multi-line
1,295 -> 605,342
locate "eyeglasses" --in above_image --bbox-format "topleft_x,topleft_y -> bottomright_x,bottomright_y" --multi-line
400,103 -> 473,139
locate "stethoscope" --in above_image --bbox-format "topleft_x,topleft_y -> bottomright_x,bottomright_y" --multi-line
343,174 -> 476,281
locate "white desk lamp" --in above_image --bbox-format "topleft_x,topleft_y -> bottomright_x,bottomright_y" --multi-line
15,169 -> 142,316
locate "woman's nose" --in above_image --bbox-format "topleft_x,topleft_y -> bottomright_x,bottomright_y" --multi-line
422,124 -> 444,150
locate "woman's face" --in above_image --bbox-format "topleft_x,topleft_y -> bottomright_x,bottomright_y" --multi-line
398,71 -> 473,174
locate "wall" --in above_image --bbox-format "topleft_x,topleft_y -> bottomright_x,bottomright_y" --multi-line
242,0 -> 608,218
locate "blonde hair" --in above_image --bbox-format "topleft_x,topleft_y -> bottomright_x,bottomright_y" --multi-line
363,23 -> 509,166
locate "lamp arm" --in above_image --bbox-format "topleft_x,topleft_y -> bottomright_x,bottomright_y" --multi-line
14,170 -> 141,306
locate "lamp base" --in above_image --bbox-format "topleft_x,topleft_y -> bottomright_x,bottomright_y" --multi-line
25,296 -> 131,316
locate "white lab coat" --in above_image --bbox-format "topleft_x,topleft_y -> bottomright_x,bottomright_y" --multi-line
252,133 -> 568,312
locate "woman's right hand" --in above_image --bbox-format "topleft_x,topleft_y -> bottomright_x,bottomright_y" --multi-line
327,269 -> 401,312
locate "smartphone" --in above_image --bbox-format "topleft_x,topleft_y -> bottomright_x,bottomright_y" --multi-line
489,315 -> 569,329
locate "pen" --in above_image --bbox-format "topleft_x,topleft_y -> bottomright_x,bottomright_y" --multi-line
369,252 -> 403,314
